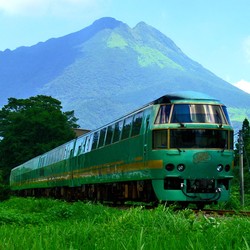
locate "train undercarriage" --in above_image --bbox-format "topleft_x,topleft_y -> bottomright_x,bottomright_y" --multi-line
15,179 -> 220,209
16,180 -> 157,204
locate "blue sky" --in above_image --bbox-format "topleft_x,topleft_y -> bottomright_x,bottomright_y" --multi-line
1,0 -> 250,94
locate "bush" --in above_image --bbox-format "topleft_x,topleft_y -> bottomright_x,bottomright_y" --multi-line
0,184 -> 10,201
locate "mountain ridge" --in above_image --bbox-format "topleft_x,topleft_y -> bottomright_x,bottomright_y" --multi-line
0,17 -> 249,129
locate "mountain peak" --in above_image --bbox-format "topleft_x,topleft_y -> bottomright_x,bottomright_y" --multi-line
133,21 -> 182,54
92,17 -> 126,30
134,21 -> 148,27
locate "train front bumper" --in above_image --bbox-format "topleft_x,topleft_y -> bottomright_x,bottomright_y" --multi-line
152,177 -> 233,202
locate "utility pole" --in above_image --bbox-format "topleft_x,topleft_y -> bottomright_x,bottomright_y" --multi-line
239,130 -> 244,207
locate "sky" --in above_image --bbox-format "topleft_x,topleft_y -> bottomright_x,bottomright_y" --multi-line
0,0 -> 250,94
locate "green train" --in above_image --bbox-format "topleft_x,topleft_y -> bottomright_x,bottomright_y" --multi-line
10,92 -> 234,208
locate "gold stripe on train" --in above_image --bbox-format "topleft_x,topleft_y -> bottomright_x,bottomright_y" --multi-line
14,159 -> 163,187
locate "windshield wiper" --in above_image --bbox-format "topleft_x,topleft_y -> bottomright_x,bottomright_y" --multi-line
173,114 -> 185,127
221,144 -> 227,152
176,148 -> 185,153
216,111 -> 223,128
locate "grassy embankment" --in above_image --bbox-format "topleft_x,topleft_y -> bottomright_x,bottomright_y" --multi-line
0,197 -> 250,250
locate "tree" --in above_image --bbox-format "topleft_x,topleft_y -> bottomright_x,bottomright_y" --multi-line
242,118 -> 250,162
0,95 -> 79,182
234,118 -> 250,196
241,118 -> 250,195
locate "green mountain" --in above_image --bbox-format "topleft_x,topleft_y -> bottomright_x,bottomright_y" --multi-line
0,17 -> 249,130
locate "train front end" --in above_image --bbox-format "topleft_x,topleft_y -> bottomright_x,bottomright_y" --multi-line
149,93 -> 234,207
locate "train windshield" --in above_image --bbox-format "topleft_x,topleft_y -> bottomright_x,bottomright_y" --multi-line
155,104 -> 231,124
170,129 -> 233,149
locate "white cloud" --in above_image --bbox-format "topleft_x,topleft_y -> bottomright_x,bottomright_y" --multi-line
233,79 -> 250,94
0,0 -> 100,16
0,0 -> 48,15
243,36 -> 250,64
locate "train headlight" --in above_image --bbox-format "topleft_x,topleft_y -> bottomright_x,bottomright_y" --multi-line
217,164 -> 223,172
225,164 -> 230,172
177,164 -> 185,172
165,163 -> 174,171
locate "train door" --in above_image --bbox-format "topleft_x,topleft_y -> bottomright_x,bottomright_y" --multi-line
65,140 -> 75,187
143,109 -> 151,166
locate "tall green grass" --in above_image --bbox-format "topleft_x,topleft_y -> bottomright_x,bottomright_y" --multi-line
0,197 -> 250,250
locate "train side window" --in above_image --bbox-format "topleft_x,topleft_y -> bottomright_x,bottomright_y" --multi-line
84,136 -> 90,152
51,152 -> 55,164
131,112 -> 143,136
77,143 -> 82,155
64,141 -> 75,158
153,130 -> 168,149
80,137 -> 87,153
88,134 -> 94,151
74,137 -> 84,156
65,144 -> 71,159
155,105 -> 171,124
105,124 -> 114,145
121,117 -> 133,140
98,128 -> 106,148
58,147 -> 64,161
222,106 -> 231,125
47,152 -> 53,165
113,121 -> 123,143
92,131 -> 99,150
39,156 -> 46,168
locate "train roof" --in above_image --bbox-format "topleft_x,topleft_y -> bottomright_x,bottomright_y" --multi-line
109,91 -> 222,125
152,91 -> 221,105
108,91 -> 222,125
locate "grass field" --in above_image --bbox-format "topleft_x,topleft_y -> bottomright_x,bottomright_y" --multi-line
0,197 -> 250,250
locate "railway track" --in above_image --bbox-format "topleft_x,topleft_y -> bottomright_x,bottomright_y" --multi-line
80,199 -> 250,217
106,202 -> 250,217
111,203 -> 250,216
193,209 -> 250,216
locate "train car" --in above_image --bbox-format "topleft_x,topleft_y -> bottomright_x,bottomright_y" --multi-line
10,92 -> 234,208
